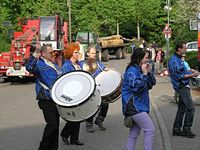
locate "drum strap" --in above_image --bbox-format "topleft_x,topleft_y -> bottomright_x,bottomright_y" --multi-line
38,80 -> 50,90
97,62 -> 104,71
41,57 -> 60,75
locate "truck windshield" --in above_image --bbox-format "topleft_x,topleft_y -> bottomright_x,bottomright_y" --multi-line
76,32 -> 94,44
40,17 -> 56,41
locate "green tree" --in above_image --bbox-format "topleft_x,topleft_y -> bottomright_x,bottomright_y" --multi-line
71,0 -> 134,37
171,0 -> 200,44
131,0 -> 161,40
0,2 -> 11,52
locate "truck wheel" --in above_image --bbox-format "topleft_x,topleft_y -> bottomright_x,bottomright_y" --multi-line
102,50 -> 109,62
3,78 -> 10,82
122,48 -> 127,59
116,48 -> 122,59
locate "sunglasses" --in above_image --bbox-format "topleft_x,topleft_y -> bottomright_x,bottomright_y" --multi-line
49,51 -> 55,55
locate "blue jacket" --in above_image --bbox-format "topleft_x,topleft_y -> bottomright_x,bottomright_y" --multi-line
122,65 -> 156,115
26,56 -> 60,100
61,60 -> 81,73
168,53 -> 191,91
79,60 -> 105,77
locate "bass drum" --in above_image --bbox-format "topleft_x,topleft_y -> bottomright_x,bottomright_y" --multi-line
51,70 -> 102,122
95,70 -> 122,103
57,89 -> 101,122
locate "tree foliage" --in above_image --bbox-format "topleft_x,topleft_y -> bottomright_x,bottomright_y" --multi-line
0,0 -> 200,52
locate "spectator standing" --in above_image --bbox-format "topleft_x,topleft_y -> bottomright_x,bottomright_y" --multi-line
155,47 -> 165,74
76,38 -> 85,61
147,44 -> 156,74
131,43 -> 136,53
168,41 -> 199,138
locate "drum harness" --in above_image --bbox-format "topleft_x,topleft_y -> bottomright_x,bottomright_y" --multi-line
38,57 -> 60,91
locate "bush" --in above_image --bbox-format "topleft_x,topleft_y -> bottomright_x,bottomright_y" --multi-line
186,51 -> 198,69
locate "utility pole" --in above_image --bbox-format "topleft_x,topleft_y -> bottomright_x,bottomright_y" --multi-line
166,0 -> 170,59
117,20 -> 119,35
164,0 -> 172,59
67,0 -> 71,43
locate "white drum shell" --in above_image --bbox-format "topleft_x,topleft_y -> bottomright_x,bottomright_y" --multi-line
57,89 -> 101,122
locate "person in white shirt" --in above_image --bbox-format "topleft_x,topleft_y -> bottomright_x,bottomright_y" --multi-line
76,38 -> 85,61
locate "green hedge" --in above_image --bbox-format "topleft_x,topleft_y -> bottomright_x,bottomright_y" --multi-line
186,51 -> 198,69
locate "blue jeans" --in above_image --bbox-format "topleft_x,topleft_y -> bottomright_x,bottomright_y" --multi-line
173,87 -> 195,131
127,112 -> 155,150
149,60 -> 155,74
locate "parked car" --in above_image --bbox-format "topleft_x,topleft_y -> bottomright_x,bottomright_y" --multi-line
186,41 -> 198,52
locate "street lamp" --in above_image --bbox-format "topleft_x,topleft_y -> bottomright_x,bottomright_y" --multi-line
163,0 -> 172,60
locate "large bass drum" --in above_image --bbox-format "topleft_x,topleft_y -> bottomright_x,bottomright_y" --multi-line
95,70 -> 122,103
51,70 -> 101,122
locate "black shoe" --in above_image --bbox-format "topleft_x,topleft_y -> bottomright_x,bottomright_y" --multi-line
94,121 -> 106,131
70,140 -> 84,145
182,131 -> 196,138
61,136 -> 70,145
86,126 -> 95,133
172,130 -> 182,136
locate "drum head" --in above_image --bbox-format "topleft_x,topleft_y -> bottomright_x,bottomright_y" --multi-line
51,71 -> 95,107
95,70 -> 121,97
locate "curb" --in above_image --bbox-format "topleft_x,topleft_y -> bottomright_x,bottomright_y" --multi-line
151,100 -> 172,150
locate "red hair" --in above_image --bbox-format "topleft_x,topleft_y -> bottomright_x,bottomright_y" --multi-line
64,42 -> 80,59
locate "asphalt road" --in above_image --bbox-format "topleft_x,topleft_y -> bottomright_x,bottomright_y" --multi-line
0,56 -> 131,150
3,54 -> 200,150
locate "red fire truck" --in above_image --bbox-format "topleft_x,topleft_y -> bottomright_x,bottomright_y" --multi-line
0,15 -> 68,81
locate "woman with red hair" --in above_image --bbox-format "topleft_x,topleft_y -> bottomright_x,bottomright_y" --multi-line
60,42 -> 84,146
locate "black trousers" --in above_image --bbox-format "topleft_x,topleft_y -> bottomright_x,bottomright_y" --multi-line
38,100 -> 60,150
61,121 -> 81,142
86,102 -> 109,123
173,87 -> 195,131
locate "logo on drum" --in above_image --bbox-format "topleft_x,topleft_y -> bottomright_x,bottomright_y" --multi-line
61,94 -> 73,102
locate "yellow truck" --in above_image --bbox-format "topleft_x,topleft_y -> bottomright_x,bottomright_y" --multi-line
98,35 -> 127,62
76,32 -> 128,62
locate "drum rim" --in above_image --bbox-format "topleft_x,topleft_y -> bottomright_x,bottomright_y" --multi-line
102,78 -> 122,103
51,70 -> 96,106
95,70 -> 122,97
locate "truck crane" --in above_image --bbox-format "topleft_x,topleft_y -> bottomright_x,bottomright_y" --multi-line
0,15 -> 68,81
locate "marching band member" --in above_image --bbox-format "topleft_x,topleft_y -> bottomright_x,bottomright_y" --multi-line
26,43 -> 60,150
80,46 -> 109,133
60,42 -> 84,145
